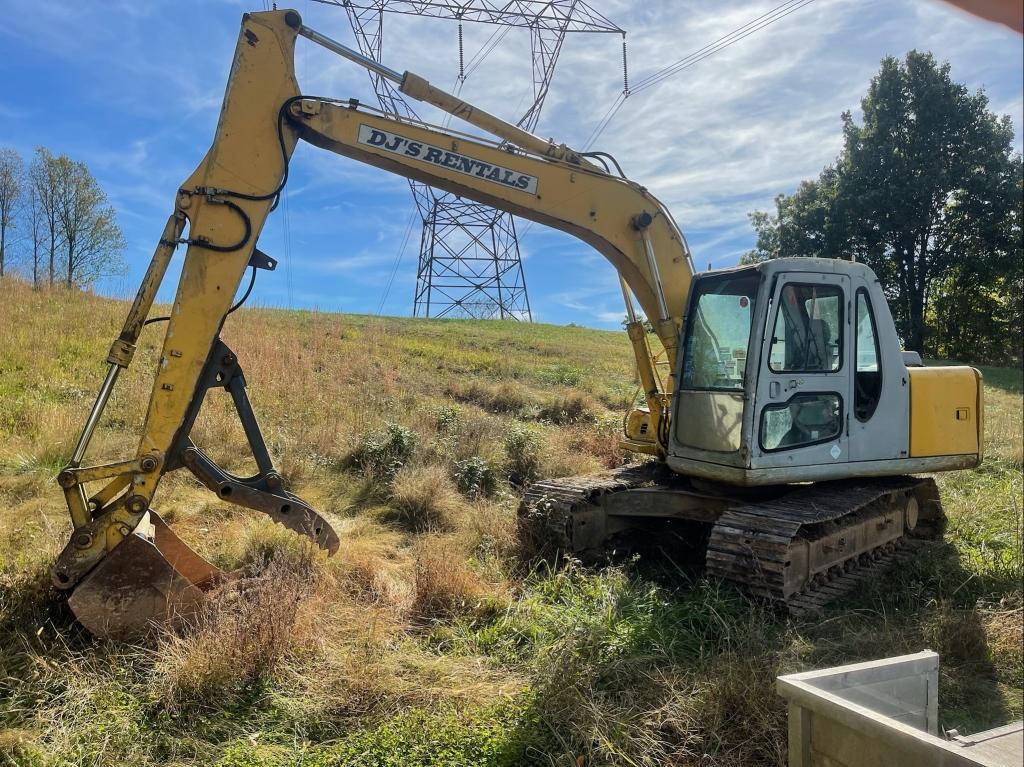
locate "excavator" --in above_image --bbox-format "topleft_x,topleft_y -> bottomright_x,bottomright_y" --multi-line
52,9 -> 984,637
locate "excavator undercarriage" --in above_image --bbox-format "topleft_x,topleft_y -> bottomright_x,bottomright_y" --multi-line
519,466 -> 945,613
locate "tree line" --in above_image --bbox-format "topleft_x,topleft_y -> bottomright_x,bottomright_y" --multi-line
0,147 -> 126,289
745,51 -> 1022,366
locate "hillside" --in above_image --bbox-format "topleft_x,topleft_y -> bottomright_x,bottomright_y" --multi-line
0,277 -> 1021,767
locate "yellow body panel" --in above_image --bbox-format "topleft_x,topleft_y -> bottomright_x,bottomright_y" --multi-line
909,366 -> 983,457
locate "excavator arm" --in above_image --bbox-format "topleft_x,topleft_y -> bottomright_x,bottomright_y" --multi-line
53,9 -> 694,636
293,101 -> 693,433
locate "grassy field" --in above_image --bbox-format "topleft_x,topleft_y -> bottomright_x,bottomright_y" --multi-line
0,276 -> 1020,767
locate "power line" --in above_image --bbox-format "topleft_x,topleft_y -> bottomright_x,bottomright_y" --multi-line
377,210 -> 418,314
582,91 -> 627,150
442,25 -> 512,129
464,25 -> 511,80
582,0 -> 819,150
629,0 -> 818,94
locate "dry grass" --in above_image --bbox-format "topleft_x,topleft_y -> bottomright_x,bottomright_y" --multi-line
0,277 -> 1020,766
389,465 -> 466,533
446,379 -> 537,416
537,389 -> 599,424
412,535 -> 488,620
331,519 -> 414,609
152,543 -> 322,711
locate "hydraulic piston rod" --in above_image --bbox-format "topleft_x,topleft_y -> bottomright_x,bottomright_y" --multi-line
69,365 -> 120,468
296,21 -> 592,167
296,24 -> 403,84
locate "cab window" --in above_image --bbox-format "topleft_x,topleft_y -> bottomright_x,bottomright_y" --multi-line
681,272 -> 760,391
768,284 -> 843,373
761,393 -> 842,451
855,289 -> 882,421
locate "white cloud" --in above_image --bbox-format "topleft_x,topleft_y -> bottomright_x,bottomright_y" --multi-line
4,0 -> 1019,325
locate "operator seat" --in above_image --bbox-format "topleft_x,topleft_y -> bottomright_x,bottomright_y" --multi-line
779,395 -> 839,448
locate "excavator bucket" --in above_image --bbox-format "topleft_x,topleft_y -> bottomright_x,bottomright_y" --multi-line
67,511 -> 223,639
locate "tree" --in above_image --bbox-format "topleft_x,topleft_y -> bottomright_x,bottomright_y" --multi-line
52,157 -> 126,288
0,148 -> 23,279
23,181 -> 46,288
747,51 -> 1022,363
31,148 -> 63,287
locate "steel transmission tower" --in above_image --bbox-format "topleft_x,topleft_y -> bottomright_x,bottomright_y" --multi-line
313,1 -> 625,320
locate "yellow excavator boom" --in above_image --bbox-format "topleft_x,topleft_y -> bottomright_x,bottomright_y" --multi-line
53,9 -> 692,635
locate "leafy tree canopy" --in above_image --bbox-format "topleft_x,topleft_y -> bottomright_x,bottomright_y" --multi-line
746,51 -> 1022,365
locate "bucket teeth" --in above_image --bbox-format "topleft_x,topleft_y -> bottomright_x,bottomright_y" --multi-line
244,493 -> 340,555
178,442 -> 340,555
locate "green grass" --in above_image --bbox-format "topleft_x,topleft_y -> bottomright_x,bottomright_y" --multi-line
212,699 -> 540,767
0,277 -> 1021,766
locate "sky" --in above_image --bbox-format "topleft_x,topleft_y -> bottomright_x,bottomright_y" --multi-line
0,0 -> 1021,328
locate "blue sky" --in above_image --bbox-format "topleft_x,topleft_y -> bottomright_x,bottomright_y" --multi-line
1,0 -> 1020,328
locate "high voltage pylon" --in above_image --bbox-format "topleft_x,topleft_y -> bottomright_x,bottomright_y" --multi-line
313,0 -> 625,320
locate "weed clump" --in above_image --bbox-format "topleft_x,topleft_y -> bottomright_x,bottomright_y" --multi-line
348,423 -> 417,482
430,404 -> 462,435
539,363 -> 585,386
412,536 -> 485,620
503,424 -> 542,486
452,456 -> 498,499
537,390 -> 597,424
446,380 -> 535,416
212,699 -> 536,767
152,545 -> 322,711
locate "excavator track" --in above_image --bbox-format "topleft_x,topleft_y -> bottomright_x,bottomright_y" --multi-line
705,476 -> 944,611
785,538 -> 934,616
518,462 -> 668,555
519,470 -> 944,613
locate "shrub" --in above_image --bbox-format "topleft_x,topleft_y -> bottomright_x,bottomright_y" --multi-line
566,416 -> 627,469
502,424 -> 542,486
389,465 -> 463,532
349,423 -> 417,482
452,456 -> 498,499
488,382 -> 532,414
431,405 -> 462,435
445,380 -> 534,416
539,363 -> 584,386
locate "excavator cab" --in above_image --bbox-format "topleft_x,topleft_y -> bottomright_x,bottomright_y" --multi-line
667,257 -> 983,486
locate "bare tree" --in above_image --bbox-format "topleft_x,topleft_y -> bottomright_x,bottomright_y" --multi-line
53,157 -> 126,287
0,148 -> 23,278
31,148 -> 63,286
23,182 -> 45,287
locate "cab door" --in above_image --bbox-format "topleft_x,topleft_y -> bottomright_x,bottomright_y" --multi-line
752,271 -> 851,470
848,275 -> 909,461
